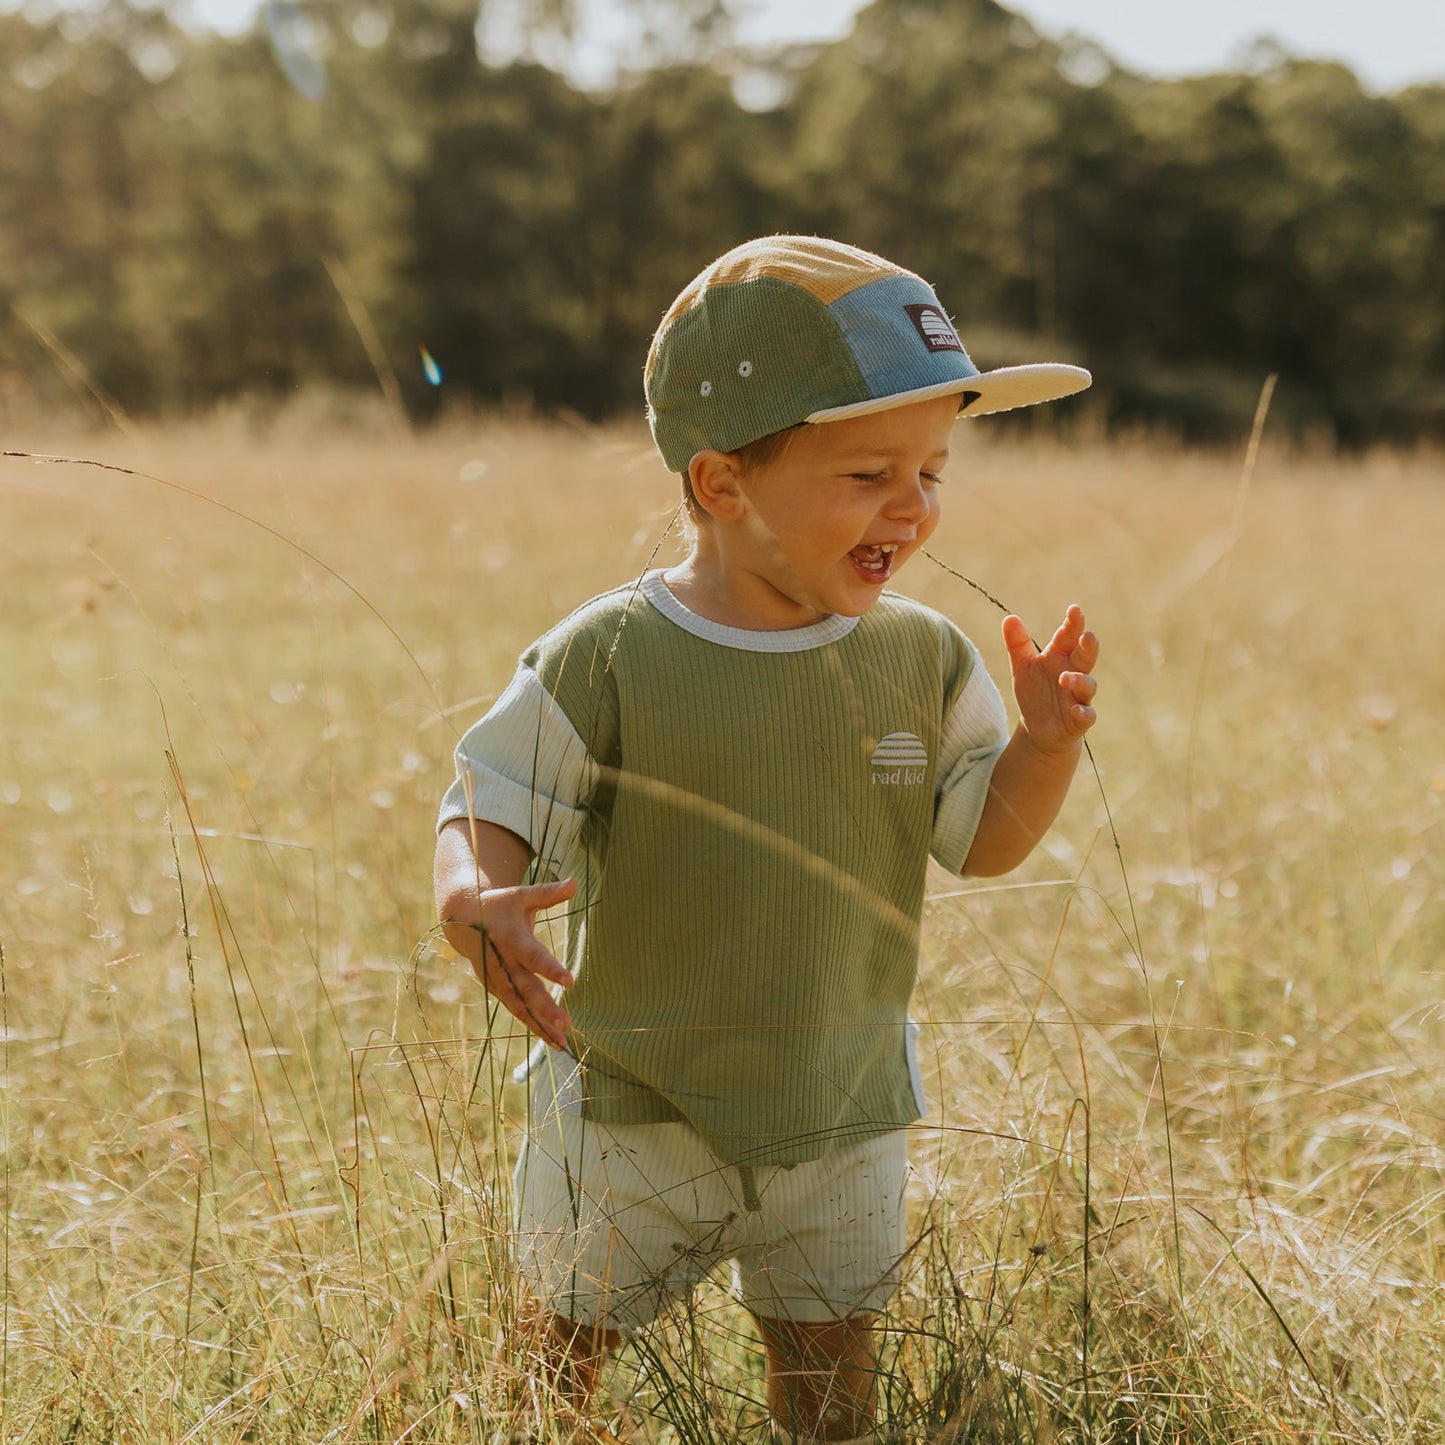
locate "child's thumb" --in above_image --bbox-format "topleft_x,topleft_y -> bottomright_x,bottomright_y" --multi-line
1001,614 -> 1037,663
522,876 -> 578,909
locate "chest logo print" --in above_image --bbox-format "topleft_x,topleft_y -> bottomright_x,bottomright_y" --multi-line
871,732 -> 928,786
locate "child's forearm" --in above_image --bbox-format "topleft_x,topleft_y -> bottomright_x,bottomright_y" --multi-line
434,816 -> 532,954
962,725 -> 1082,877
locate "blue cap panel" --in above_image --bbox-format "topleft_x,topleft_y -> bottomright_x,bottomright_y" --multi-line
826,273 -> 981,401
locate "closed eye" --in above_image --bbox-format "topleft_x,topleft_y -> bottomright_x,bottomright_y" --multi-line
847,467 -> 945,485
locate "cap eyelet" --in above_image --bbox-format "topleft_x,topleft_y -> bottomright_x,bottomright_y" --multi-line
699,380 -> 713,397
737,359 -> 753,378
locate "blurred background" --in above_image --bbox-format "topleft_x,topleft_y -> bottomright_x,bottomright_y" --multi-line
2,0 -> 1442,447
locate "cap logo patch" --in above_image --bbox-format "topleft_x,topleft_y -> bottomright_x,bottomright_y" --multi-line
904,303 -> 964,354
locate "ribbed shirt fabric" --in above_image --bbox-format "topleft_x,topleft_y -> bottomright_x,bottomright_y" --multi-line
439,572 -> 1008,1167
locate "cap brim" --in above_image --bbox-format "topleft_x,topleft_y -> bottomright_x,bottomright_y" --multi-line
804,363 -> 1092,424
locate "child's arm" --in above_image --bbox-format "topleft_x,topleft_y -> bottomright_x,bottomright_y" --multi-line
963,605 -> 1099,877
434,817 -> 577,1050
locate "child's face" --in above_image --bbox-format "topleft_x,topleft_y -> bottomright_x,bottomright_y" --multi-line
728,392 -> 957,626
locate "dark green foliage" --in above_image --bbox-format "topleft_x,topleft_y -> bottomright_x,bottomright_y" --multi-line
0,0 -> 1439,443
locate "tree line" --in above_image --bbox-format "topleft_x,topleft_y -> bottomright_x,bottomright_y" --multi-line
2,0 -> 1441,444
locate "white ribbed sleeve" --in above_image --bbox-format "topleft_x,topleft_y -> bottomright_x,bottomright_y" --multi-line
930,650 -> 1009,875
437,666 -> 596,872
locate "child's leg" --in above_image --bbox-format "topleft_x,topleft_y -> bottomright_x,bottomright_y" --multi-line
754,1311 -> 878,1443
732,1132 -> 909,1442
522,1300 -> 623,1406
514,1050 -> 744,1427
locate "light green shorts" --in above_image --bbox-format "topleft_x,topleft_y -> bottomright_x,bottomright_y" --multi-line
514,1050 -> 909,1331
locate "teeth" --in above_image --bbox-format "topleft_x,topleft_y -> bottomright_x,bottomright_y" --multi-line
852,542 -> 901,574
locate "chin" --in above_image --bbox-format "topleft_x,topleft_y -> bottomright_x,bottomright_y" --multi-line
831,591 -> 884,618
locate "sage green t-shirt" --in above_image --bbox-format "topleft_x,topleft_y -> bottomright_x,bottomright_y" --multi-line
440,571 -> 1008,1166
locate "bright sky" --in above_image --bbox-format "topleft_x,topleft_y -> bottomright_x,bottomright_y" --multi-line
147,0 -> 1445,92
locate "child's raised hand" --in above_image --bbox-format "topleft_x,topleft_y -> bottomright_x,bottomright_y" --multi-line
460,878 -> 578,1051
1002,604 -> 1099,755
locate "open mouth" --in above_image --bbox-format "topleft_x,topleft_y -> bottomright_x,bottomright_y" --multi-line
849,542 -> 900,582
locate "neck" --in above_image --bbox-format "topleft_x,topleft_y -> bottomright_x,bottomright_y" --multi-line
663,533 -> 825,631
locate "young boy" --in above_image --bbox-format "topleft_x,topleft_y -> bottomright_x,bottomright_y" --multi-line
434,235 -> 1099,1442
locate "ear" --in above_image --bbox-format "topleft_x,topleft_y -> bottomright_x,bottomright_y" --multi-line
687,450 -> 747,523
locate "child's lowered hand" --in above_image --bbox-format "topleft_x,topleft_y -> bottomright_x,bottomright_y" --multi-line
1003,604 -> 1099,755
456,878 -> 578,1051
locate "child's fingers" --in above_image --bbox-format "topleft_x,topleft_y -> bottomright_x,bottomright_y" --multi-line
1001,614 -> 1037,666
472,884 -> 577,1046
484,880 -> 578,984
489,925 -> 574,990
1045,605 -> 1086,656
1061,670 -> 1098,704
482,942 -> 573,1046
1070,629 -> 1100,671
507,982 -> 571,1050
516,876 -> 579,913
504,996 -> 570,1052
468,955 -> 570,1050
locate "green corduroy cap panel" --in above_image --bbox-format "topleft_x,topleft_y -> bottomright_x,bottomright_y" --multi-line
647,277 -> 869,473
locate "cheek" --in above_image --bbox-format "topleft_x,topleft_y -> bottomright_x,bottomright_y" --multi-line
920,491 -> 942,537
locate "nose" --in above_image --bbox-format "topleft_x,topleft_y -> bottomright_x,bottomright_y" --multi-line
884,473 -> 935,526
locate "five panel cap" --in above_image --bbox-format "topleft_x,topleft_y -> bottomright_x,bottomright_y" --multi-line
645,235 -> 1091,473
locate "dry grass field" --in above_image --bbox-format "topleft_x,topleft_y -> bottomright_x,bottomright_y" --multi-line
1,406 -> 1443,1441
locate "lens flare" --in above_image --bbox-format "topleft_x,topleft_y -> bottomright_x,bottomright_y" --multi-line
419,345 -> 443,386
262,0 -> 328,102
